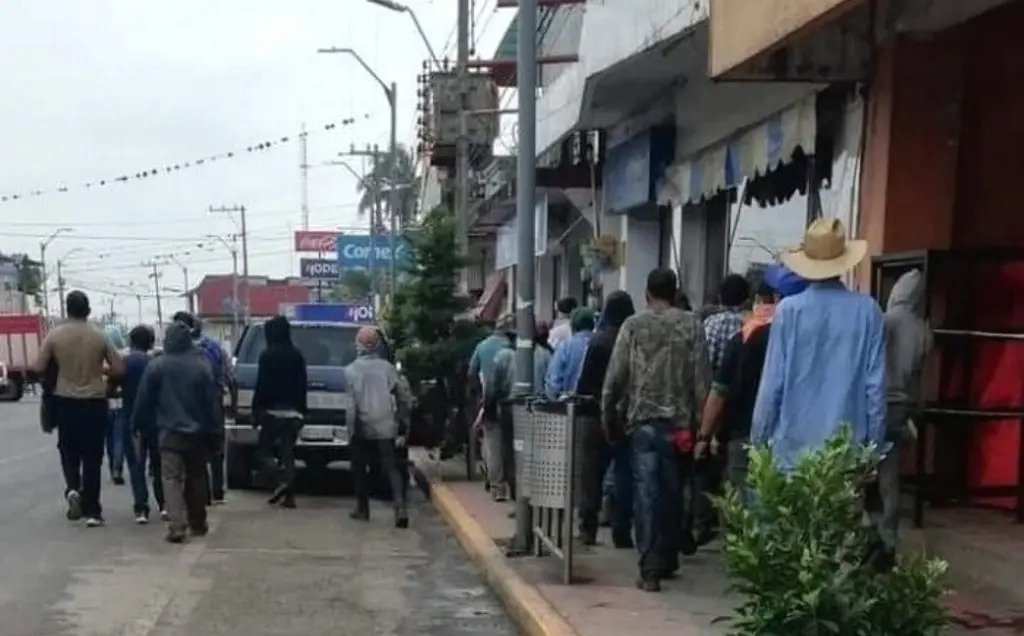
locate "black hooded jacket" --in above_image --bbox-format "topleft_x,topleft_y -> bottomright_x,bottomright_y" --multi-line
576,291 -> 635,399
252,316 -> 308,414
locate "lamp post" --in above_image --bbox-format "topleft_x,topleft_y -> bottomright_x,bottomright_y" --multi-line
39,227 -> 71,320
317,46 -> 399,302
365,0 -> 443,71
55,247 -> 83,320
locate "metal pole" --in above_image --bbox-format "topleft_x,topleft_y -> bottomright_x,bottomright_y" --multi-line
512,0 -> 538,555
455,0 -> 470,294
240,205 -> 250,323
136,294 -> 142,324
182,266 -> 190,313
39,242 -> 48,319
150,262 -> 164,331
388,82 -> 399,301
231,241 -> 240,347
57,260 -> 66,320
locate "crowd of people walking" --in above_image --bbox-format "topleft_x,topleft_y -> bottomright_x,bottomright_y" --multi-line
35,292 -> 413,540
471,217 -> 932,591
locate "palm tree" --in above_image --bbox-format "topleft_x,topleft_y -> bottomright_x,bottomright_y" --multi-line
356,144 -> 419,232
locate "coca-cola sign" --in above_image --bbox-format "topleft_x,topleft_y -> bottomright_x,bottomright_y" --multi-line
294,230 -> 339,253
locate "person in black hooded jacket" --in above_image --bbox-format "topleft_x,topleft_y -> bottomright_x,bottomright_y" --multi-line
252,316 -> 307,509
576,290 -> 635,547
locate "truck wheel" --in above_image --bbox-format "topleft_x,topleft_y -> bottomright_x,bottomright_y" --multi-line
0,376 -> 23,402
226,443 -> 255,490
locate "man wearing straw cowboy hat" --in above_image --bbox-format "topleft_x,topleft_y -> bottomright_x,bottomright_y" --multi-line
751,218 -> 887,473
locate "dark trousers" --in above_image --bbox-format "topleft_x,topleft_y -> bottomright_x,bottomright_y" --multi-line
255,415 -> 301,492
693,450 -> 725,533
579,419 -> 633,541
352,436 -> 407,516
160,432 -> 209,533
206,401 -> 226,502
105,407 -> 125,478
55,397 -> 108,519
631,419 -> 683,580
126,427 -> 164,515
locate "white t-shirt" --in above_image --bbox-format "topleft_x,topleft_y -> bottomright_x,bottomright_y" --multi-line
548,318 -> 572,350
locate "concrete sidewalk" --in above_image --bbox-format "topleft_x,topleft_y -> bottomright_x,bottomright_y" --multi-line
412,449 -> 1024,636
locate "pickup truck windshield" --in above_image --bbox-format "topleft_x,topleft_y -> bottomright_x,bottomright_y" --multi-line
237,324 -> 360,367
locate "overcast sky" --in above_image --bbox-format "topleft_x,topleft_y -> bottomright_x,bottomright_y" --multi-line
0,0 -> 512,323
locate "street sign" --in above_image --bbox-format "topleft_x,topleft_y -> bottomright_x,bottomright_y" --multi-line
336,234 -> 411,270
300,258 -> 340,279
284,303 -> 375,324
294,231 -> 338,253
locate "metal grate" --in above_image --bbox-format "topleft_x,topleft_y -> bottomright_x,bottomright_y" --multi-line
512,403 -> 534,498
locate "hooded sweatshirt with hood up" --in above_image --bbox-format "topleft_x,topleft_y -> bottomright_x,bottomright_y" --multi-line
131,323 -> 219,439
251,316 -> 308,415
576,291 -> 635,399
884,269 -> 932,405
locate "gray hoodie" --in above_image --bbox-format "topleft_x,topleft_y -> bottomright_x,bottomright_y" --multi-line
131,323 -> 220,440
344,349 -> 412,440
884,270 -> 933,405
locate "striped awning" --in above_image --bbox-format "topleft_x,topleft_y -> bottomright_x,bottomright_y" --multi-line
659,93 -> 817,206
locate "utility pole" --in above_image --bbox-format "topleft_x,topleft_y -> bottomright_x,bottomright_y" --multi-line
108,297 -> 116,327
136,294 -> 143,324
146,260 -> 164,331
56,260 -> 66,320
210,205 -> 249,323
512,0 -> 538,556
301,123 -> 310,230
456,0 -> 471,294
167,255 -> 190,313
39,227 -> 71,321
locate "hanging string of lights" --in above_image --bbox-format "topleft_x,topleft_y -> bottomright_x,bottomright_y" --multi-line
0,114 -> 372,205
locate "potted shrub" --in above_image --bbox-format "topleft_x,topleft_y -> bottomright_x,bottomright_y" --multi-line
715,428 -> 950,635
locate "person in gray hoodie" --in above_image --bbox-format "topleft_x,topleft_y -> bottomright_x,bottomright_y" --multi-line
876,269 -> 932,561
131,323 -> 220,543
345,327 -> 413,527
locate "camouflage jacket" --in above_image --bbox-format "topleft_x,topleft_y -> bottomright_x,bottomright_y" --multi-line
601,307 -> 711,436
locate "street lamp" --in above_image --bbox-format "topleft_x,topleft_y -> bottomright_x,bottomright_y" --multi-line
54,247 -> 83,320
365,0 -> 443,71
317,46 -> 400,301
39,227 -> 72,319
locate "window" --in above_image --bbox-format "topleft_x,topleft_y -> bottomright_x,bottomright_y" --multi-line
237,324 -> 360,367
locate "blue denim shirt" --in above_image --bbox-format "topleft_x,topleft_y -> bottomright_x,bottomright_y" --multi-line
751,281 -> 886,472
545,330 -> 592,399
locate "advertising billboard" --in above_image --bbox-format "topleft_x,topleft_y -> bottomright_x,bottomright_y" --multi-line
294,230 -> 338,253
299,258 -> 340,280
336,234 -> 411,270
280,303 -> 375,324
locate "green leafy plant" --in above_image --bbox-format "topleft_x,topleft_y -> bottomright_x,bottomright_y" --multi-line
715,428 -> 949,636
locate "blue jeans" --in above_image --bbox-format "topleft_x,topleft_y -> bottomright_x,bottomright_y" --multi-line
106,408 -> 125,478
631,419 -> 682,580
125,425 -> 164,515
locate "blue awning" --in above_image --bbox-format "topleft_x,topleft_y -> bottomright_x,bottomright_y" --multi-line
659,93 -> 817,206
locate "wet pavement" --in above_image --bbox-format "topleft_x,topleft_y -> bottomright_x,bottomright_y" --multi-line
0,398 -> 520,635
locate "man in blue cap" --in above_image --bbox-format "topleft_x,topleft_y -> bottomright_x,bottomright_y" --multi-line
695,264 -> 808,505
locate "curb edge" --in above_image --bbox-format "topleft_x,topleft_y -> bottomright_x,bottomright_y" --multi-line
412,463 -> 580,636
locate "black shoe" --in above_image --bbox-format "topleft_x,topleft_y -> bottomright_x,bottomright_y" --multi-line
395,514 -> 409,529
190,524 -> 209,537
112,473 -> 125,486
679,529 -> 698,556
165,529 -> 187,543
695,526 -> 718,547
612,531 -> 635,550
349,508 -> 370,521
267,484 -> 289,505
279,495 -> 296,509
580,531 -> 597,547
636,577 -> 661,592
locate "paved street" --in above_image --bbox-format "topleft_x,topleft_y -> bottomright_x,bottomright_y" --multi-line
0,399 -> 520,636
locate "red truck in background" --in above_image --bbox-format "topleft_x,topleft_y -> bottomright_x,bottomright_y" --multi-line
0,314 -> 44,402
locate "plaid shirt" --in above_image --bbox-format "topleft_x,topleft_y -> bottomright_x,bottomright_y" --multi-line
703,309 -> 743,373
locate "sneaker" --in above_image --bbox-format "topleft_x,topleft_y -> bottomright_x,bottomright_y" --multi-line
395,513 -> 409,529
85,517 -> 105,528
190,524 -> 209,537
165,529 -> 186,544
111,474 -> 125,486
349,508 -> 370,521
135,512 -> 150,525
210,498 -> 226,506
65,490 -> 83,521
159,509 -> 170,521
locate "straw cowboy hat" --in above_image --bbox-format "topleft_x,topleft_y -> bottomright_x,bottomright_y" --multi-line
780,218 -> 867,281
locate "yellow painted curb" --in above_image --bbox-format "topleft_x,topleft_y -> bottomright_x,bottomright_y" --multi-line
427,478 -> 580,636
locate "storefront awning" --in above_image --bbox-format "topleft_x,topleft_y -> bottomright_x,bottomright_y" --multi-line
658,93 -> 817,206
471,271 -> 507,321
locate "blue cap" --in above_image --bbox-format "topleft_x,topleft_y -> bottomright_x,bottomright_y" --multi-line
763,264 -> 809,298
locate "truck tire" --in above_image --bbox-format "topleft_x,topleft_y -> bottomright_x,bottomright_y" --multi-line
0,375 -> 24,402
226,443 -> 255,490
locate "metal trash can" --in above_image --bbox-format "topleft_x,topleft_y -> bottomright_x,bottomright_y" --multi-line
511,399 -> 535,498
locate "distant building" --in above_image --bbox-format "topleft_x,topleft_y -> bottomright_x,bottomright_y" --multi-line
185,275 -> 311,347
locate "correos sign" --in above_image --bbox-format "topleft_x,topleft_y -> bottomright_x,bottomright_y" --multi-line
336,234 -> 411,269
